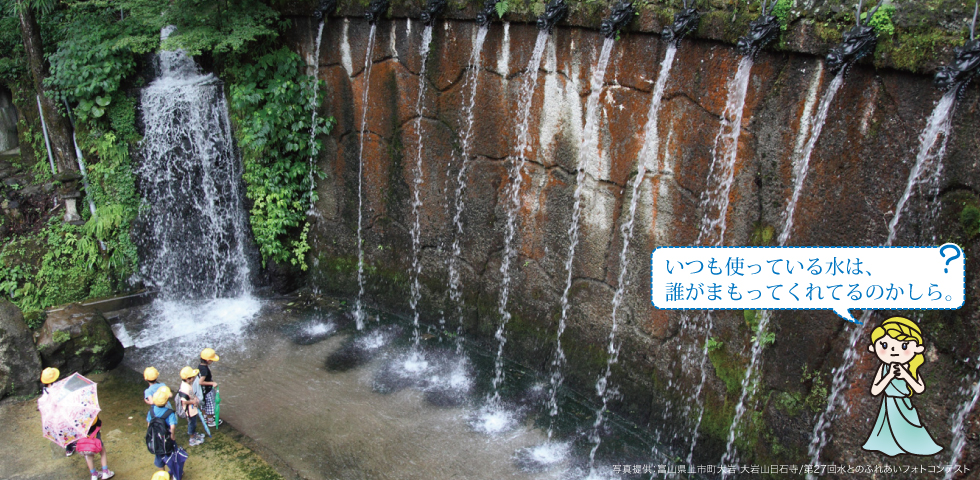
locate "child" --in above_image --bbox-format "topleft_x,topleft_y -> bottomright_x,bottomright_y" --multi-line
40,368 -> 76,457
178,366 -> 205,446
862,316 -> 943,456
143,367 -> 172,409
198,348 -> 221,427
79,414 -> 115,480
147,386 -> 178,473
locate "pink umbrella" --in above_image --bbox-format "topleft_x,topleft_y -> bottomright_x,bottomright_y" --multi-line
38,373 -> 101,448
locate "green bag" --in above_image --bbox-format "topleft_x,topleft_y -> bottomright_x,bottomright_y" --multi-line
214,386 -> 221,429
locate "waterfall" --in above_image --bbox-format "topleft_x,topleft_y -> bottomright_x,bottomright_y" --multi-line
946,361 -> 980,480
136,26 -> 252,301
307,20 -> 325,214
806,88 -> 960,472
35,95 -> 57,175
702,55 -> 765,471
805,312 -> 870,477
779,68 -> 844,245
600,42 -> 678,468
447,25 -> 490,353
696,56 -> 753,247
547,37 -> 614,437
409,24 -> 434,348
354,24 -> 378,331
885,89 -> 958,246
489,30 -> 549,408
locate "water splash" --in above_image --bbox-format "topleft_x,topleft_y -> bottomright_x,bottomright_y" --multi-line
696,56 -> 753,247
447,25 -> 490,353
409,25 -> 434,348
779,68 -> 844,245
805,311 -> 871,476
137,26 -> 251,300
307,20 -> 326,214
590,43 -> 678,472
885,89 -> 958,246
354,24 -> 378,331
548,37 -> 614,437
945,360 -> 980,480
489,30 -> 549,408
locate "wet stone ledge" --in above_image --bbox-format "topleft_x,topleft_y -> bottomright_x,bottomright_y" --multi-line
275,0 -> 980,75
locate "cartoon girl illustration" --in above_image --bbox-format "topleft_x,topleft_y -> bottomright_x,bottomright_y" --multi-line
862,316 -> 943,456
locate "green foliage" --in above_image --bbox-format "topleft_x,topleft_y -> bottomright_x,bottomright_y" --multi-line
752,331 -> 776,347
154,0 -> 279,57
705,336 -> 723,352
43,0 -> 159,122
0,215 -> 132,314
52,329 -> 69,343
861,3 -> 896,37
229,48 -> 334,271
771,0 -> 793,31
801,364 -> 828,413
750,221 -> 774,246
960,204 -> 980,238
494,0 -> 509,18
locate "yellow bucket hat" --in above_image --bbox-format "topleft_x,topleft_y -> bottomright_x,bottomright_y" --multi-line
152,385 -> 172,407
201,348 -> 219,362
180,366 -> 200,380
143,366 -> 160,381
40,367 -> 60,385
152,471 -> 171,480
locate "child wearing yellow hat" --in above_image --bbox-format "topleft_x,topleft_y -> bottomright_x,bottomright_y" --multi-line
147,386 -> 178,471
178,366 -> 205,446
143,367 -> 173,409
39,368 -> 77,457
198,348 -> 221,427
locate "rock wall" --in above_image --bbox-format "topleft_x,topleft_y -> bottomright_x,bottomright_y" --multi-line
290,14 -> 980,472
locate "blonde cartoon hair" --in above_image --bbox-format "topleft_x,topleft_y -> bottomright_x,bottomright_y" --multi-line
870,316 -> 924,396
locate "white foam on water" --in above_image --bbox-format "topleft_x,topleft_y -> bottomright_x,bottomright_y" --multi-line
469,405 -> 518,435
303,322 -> 336,337
132,297 -> 262,349
426,356 -> 473,393
396,350 -> 432,377
356,329 -> 388,351
111,323 -> 134,348
522,441 -> 570,465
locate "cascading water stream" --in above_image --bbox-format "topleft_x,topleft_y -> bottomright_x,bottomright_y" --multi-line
806,87 -> 961,472
805,311 -> 871,478
547,37 -> 614,438
447,25 -> 490,353
307,20 -> 325,214
705,55 -> 770,472
697,56 -> 753,247
945,360 -> 980,480
137,25 -> 252,301
353,24 -> 378,331
686,54 -> 756,467
488,30 -> 549,411
409,25 -> 434,348
885,89 -> 958,246
778,69 -> 844,245
593,43 -> 678,472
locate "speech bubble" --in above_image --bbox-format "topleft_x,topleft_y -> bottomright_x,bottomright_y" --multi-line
650,244 -> 966,324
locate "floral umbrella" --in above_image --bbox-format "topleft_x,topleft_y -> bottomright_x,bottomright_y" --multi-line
38,373 -> 101,448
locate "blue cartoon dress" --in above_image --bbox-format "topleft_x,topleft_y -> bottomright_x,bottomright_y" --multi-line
862,364 -> 943,456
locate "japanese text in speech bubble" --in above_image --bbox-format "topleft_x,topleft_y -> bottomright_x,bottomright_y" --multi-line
650,244 -> 966,324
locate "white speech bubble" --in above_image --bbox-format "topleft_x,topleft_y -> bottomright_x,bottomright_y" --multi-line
650,244 -> 966,324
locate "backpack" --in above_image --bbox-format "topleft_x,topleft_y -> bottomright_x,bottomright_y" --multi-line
175,391 -> 191,419
146,408 -> 174,455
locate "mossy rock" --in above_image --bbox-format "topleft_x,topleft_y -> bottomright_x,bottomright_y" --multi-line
35,303 -> 124,375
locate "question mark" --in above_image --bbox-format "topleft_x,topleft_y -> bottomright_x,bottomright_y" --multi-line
940,244 -> 962,273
